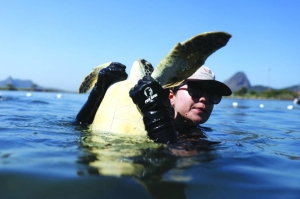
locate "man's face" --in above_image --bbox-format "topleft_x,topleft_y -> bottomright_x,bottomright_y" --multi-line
170,84 -> 214,125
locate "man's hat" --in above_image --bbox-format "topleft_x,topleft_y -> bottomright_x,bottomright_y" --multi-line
187,66 -> 232,96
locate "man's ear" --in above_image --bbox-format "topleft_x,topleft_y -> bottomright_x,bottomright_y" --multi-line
169,90 -> 175,106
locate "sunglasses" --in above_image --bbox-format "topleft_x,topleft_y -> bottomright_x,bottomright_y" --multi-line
174,81 -> 222,104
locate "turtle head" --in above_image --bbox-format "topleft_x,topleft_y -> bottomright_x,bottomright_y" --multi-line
128,59 -> 154,82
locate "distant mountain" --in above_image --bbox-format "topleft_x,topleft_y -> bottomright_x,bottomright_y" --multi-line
223,72 -> 251,92
246,85 -> 297,93
284,85 -> 300,92
223,72 -> 299,93
0,77 -> 64,92
0,76 -> 39,89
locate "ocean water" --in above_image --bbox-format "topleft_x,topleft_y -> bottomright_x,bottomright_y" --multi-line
0,90 -> 299,199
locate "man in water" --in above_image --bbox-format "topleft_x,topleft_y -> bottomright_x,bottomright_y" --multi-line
76,63 -> 232,146
129,66 -> 232,146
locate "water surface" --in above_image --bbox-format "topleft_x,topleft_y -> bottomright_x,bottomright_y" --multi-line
1,91 -> 299,198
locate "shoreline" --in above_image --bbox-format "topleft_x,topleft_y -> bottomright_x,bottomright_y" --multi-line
224,96 -> 297,101
1,89 -> 298,101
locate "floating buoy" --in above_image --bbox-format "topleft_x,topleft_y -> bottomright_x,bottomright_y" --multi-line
26,93 -> 32,97
56,94 -> 62,99
232,102 -> 238,107
259,104 -> 264,108
287,105 -> 293,110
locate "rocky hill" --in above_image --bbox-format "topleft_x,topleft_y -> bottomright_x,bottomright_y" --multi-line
0,77 -> 42,89
223,72 -> 251,92
0,77 -> 63,92
223,72 -> 299,93
0,77 -> 38,89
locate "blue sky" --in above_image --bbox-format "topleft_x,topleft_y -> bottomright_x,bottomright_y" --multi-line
1,0 -> 299,92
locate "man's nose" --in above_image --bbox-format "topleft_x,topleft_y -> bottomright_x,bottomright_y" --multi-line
198,92 -> 209,103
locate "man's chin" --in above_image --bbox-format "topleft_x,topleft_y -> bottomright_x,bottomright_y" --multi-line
194,115 -> 210,124
192,118 -> 205,125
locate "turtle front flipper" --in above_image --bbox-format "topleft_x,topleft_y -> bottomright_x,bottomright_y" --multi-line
76,62 -> 128,124
152,31 -> 232,88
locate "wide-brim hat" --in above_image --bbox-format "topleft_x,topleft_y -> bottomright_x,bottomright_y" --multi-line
187,66 -> 232,96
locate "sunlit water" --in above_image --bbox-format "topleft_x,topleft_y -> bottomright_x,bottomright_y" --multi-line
1,91 -> 299,199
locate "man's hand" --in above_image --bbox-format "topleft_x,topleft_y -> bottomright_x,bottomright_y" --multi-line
129,76 -> 170,113
97,62 -> 127,88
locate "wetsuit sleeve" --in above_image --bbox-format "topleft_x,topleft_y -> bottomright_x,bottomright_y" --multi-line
76,62 -> 127,125
129,76 -> 177,144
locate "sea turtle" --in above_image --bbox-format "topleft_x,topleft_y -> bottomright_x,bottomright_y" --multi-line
79,31 -> 231,136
